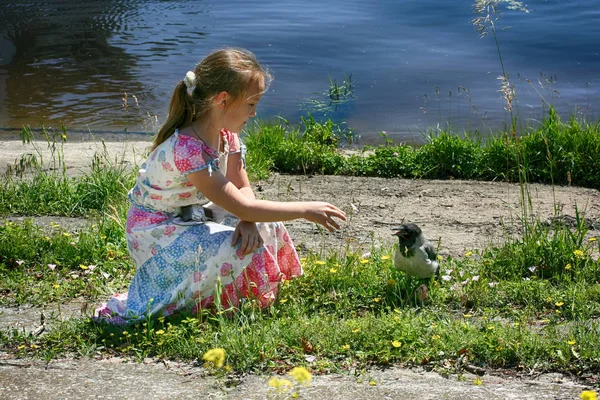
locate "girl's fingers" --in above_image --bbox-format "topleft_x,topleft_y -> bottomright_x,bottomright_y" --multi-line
232,226 -> 240,246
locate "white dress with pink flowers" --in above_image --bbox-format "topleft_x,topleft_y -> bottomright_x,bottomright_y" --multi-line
95,129 -> 302,323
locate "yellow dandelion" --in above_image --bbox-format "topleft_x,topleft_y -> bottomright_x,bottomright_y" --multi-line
288,367 -> 312,384
359,259 -> 369,264
465,251 -> 473,257
329,268 -> 337,273
393,309 -> 401,314
155,329 -> 165,335
573,249 -> 585,258
546,297 -> 553,303
487,326 -> 494,330
268,377 -> 293,393
18,345 -> 26,350
374,297 -> 381,302
53,284 -> 60,289
381,255 -> 391,260
392,340 -> 402,348
437,255 -> 443,261
432,335 -> 441,340
342,344 -> 350,350
315,260 -> 326,265
474,377 -> 483,386
300,257 -> 307,262
280,298 -> 288,303
202,348 -> 226,369
565,263 -> 572,270
387,278 -> 397,286
581,390 -> 598,400
589,237 -> 597,242
555,301 -> 564,307
369,380 -> 377,386
79,264 -> 88,270
463,314 -> 473,318
568,340 -> 576,345
352,328 -> 360,333
62,232 -> 71,237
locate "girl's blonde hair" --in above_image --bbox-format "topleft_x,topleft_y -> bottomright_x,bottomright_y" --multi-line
152,47 -> 271,150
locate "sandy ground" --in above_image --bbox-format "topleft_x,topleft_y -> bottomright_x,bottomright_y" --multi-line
1,135 -> 599,399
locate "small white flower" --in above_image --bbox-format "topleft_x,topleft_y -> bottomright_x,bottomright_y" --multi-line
47,264 -> 56,271
488,281 -> 499,287
528,266 -> 537,273
472,275 -> 480,282
441,275 -> 453,281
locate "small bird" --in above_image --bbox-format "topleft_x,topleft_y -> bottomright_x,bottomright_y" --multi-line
392,223 -> 439,278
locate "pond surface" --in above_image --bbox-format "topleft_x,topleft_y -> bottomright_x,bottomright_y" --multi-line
0,0 -> 598,144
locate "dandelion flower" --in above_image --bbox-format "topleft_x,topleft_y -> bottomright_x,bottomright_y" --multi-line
474,377 -> 483,386
374,297 -> 381,302
392,340 -> 402,348
387,278 -> 396,286
555,301 -> 564,307
568,340 -> 576,345
315,260 -> 326,265
565,263 -> 572,270
202,348 -> 226,369
463,314 -> 473,318
589,237 -> 597,242
342,344 -> 350,350
580,391 -> 598,400
381,255 -> 391,260
329,268 -> 337,273
573,249 -> 585,258
369,380 -> 377,386
53,284 -> 60,289
268,377 -> 293,393
288,367 -> 312,384
359,259 -> 369,264
352,328 -> 360,333
155,329 -> 165,335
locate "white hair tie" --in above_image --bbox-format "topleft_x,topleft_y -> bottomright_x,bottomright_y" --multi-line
184,71 -> 196,89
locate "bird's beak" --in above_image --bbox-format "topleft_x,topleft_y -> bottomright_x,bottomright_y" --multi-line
392,230 -> 405,237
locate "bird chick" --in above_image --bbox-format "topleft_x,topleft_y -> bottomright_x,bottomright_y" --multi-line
392,223 -> 439,278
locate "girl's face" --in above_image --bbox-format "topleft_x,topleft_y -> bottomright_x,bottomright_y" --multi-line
222,77 -> 264,133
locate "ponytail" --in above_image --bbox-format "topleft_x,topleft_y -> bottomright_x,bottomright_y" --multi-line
152,81 -> 195,151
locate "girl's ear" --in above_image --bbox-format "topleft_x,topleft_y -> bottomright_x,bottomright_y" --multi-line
215,91 -> 230,110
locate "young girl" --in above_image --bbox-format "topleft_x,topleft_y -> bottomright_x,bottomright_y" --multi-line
96,48 -> 346,323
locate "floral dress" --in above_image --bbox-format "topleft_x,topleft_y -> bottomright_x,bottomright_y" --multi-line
95,129 -> 302,324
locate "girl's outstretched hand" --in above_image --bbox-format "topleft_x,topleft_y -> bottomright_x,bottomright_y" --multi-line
304,202 -> 347,232
232,221 -> 264,256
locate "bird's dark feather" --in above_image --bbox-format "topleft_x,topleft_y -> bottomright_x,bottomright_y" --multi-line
423,242 -> 437,261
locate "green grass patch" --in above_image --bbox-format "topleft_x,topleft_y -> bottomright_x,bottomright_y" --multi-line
244,107 -> 600,188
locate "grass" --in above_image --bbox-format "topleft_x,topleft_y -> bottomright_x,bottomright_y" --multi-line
243,107 -> 600,188
0,122 -> 599,383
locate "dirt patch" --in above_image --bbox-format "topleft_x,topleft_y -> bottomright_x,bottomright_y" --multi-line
258,174 -> 600,257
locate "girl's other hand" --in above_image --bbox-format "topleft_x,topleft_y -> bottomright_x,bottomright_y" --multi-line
304,202 -> 347,232
232,221 -> 264,256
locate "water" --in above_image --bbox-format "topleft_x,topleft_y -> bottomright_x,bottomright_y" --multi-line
0,0 -> 598,144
